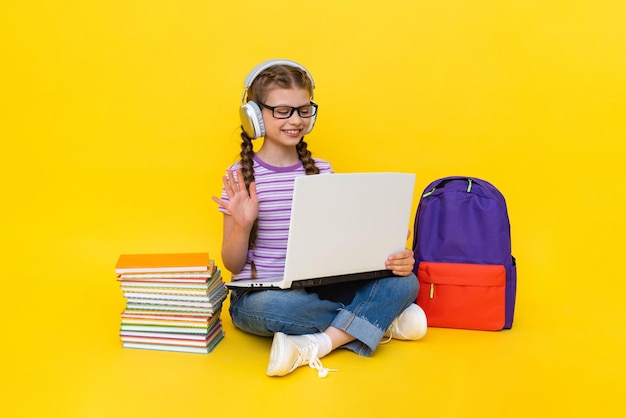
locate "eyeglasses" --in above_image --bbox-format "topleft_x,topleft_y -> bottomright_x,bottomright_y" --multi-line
258,102 -> 318,119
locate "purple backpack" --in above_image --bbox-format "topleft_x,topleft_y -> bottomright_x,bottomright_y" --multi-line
412,176 -> 516,330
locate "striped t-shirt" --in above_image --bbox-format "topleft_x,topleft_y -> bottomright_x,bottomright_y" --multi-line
218,155 -> 334,280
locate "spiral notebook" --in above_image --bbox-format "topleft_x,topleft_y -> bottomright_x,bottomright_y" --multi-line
225,172 -> 416,290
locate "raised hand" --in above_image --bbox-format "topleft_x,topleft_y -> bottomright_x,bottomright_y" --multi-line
212,168 -> 259,230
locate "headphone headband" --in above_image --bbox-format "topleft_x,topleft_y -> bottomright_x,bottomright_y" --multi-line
241,58 -> 315,103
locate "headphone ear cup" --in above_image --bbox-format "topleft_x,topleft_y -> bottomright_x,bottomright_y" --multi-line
240,101 -> 265,139
303,101 -> 317,135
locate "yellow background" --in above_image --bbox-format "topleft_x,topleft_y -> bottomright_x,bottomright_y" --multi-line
2,1 -> 625,417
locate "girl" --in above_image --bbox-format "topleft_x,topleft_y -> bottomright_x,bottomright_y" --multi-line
213,59 -> 427,377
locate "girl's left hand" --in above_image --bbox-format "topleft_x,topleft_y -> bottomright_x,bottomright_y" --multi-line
385,249 -> 415,276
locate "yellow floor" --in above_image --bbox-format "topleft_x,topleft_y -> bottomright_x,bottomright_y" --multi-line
3,235 -> 625,418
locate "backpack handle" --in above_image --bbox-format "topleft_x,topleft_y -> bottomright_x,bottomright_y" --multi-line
423,177 -> 473,197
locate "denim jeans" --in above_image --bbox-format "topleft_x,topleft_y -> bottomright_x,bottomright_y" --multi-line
229,273 -> 419,356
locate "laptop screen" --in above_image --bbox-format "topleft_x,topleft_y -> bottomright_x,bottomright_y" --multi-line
282,172 -> 416,286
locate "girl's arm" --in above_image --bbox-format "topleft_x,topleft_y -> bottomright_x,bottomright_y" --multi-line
212,169 -> 259,275
219,214 -> 253,274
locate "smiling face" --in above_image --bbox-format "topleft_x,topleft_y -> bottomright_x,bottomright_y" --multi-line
260,87 -> 312,149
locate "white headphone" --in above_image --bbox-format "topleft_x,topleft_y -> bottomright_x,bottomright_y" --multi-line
239,59 -> 317,139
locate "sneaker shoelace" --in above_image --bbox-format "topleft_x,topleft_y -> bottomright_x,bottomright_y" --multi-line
300,336 -> 337,378
380,319 -> 398,345
380,329 -> 393,344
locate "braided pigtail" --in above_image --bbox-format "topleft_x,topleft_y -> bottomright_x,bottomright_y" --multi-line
296,139 -> 320,175
240,131 -> 259,279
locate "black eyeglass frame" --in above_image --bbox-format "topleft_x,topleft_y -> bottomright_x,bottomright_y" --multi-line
258,102 -> 318,119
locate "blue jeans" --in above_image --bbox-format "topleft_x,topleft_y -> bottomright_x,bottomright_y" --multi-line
228,273 -> 419,356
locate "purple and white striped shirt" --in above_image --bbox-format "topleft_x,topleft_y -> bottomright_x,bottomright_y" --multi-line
218,155 -> 334,280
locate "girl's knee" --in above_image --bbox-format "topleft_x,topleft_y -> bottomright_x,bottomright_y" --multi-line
392,273 -> 419,298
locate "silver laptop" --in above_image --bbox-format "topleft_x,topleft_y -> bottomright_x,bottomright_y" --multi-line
225,172 -> 416,290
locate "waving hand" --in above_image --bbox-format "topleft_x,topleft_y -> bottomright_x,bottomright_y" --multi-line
212,168 -> 258,230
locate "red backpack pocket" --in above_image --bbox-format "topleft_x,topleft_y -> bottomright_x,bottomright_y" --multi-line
417,261 -> 506,331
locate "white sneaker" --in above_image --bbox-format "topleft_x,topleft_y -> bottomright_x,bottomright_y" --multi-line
384,304 -> 428,341
266,332 -> 335,378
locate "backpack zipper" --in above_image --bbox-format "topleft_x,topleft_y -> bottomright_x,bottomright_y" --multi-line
430,283 -> 434,299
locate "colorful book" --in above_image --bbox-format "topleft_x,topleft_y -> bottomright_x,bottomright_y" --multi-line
121,313 -> 220,328
121,312 -> 214,321
124,300 -> 223,310
120,324 -> 212,334
122,333 -> 224,354
123,285 -> 227,305
124,304 -> 219,314
120,324 -> 222,347
119,268 -> 222,284
117,263 -> 217,281
120,287 -> 213,296
117,276 -> 211,284
119,271 -> 224,296
115,253 -> 211,274
122,292 -> 222,303
119,281 -> 212,289
121,319 -> 209,327
121,336 -> 213,348
120,331 -> 209,340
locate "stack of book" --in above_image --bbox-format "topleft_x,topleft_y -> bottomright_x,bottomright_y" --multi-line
115,252 -> 227,354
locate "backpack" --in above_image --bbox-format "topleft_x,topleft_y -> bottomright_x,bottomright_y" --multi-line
412,176 -> 516,330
